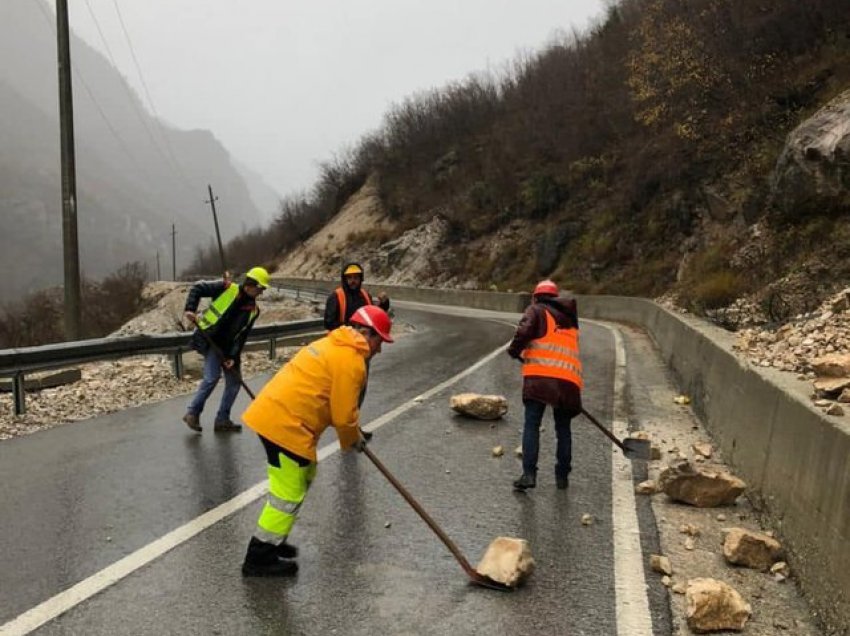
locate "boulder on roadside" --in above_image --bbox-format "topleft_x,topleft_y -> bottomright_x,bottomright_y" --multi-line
722,527 -> 783,571
658,460 -> 746,507
686,578 -> 751,633
811,353 -> 850,378
650,554 -> 673,576
475,537 -> 534,588
449,393 -> 508,420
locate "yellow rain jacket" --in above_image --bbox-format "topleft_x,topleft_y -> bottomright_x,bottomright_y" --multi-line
242,326 -> 369,461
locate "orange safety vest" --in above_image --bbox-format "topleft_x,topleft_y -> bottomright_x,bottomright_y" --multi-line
335,287 -> 372,324
521,309 -> 583,388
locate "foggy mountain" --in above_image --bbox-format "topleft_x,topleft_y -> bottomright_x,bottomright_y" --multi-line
0,0 -> 276,296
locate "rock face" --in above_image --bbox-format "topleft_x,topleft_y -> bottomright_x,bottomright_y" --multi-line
722,528 -> 784,570
449,393 -> 508,420
658,460 -> 746,507
771,88 -> 850,217
686,578 -> 752,633
475,537 -> 534,588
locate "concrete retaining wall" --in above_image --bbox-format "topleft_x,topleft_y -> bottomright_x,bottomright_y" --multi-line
578,295 -> 850,635
277,278 -> 848,631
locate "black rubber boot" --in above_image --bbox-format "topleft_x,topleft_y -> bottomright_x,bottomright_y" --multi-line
513,473 -> 537,491
242,537 -> 298,577
556,476 -> 570,490
276,539 -> 298,559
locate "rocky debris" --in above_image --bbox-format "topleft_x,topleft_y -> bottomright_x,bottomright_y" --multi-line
650,554 -> 673,576
826,403 -> 845,416
680,523 -> 701,537
491,445 -> 504,457
722,528 -> 784,571
733,289 -> 850,417
449,393 -> 508,420
475,537 -> 535,588
673,395 -> 691,405
514,445 -> 523,458
686,578 -> 752,633
658,460 -> 746,507
580,513 -> 594,526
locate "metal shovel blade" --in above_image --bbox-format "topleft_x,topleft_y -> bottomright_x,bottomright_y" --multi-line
468,570 -> 514,592
622,437 -> 652,460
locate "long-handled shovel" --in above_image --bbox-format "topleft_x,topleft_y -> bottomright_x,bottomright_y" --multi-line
185,318 -> 257,399
581,408 -> 651,460
361,445 -> 513,592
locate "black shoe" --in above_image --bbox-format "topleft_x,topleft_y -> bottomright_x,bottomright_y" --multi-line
513,473 -> 536,491
277,540 -> 298,559
556,476 -> 570,490
361,429 -> 373,441
214,418 -> 242,432
182,413 -> 201,432
243,537 -> 298,577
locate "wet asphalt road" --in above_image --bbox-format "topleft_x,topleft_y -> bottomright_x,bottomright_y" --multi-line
0,305 -> 650,635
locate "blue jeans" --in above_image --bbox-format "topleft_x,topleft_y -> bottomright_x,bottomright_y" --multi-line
522,399 -> 573,480
186,351 -> 241,421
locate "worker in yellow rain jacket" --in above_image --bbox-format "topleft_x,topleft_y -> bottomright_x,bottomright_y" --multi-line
240,305 -> 394,577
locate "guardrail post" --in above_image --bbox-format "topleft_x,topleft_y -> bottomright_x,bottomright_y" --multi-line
172,350 -> 184,380
13,371 -> 26,415
269,337 -> 277,360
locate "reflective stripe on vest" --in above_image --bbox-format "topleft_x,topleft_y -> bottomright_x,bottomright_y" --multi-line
198,283 -> 257,330
521,309 -> 583,388
335,287 -> 372,325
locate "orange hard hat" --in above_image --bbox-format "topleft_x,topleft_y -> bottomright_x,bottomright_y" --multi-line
350,305 -> 394,342
533,279 -> 559,297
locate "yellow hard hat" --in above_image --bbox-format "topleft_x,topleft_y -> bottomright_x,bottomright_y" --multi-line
343,264 -> 364,276
245,266 -> 270,288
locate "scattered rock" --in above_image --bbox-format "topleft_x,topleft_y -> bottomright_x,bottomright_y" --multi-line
662,575 -> 672,587
658,460 -> 746,507
680,523 -> 701,537
475,537 -> 535,588
580,513 -> 594,526
685,578 -> 752,633
650,554 -> 673,575
673,395 -> 691,405
491,445 -> 504,457
449,393 -> 508,420
826,403 -> 845,416
514,445 -> 523,458
692,442 -> 713,458
672,582 -> 687,595
811,353 -> 850,377
635,480 -> 657,495
684,537 -> 696,551
384,521 -> 392,528
716,513 -> 727,522
722,528 -> 784,570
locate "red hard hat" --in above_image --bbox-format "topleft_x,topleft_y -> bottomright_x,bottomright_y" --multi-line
350,305 -> 394,342
533,279 -> 559,297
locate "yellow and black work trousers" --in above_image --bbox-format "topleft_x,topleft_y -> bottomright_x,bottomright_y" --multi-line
253,435 -> 316,544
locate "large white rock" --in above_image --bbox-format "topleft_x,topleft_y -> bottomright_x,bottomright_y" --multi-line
449,393 -> 508,420
475,537 -> 534,588
658,460 -> 746,507
722,527 -> 784,571
686,578 -> 752,633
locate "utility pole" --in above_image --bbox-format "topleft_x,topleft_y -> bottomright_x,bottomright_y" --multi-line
205,184 -> 226,274
56,0 -> 82,340
156,251 -> 161,281
171,224 -> 177,281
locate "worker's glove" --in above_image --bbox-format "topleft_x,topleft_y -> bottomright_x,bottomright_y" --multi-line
183,311 -> 198,325
352,434 -> 368,452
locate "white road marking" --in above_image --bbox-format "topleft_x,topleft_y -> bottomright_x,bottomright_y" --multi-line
605,323 -> 654,636
0,342 -> 509,636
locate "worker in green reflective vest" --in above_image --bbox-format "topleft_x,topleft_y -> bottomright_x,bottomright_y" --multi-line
181,267 -> 269,433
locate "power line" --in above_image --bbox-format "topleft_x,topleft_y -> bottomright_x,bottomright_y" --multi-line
110,0 -> 196,195
82,0 -> 176,179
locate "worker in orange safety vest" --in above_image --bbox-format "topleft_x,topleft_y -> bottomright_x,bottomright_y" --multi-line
507,279 -> 583,492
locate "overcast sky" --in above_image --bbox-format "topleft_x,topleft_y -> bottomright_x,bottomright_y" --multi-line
70,0 -> 606,204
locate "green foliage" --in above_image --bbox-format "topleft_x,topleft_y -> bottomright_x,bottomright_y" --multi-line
677,245 -> 749,311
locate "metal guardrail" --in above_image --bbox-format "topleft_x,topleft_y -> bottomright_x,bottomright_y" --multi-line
0,318 -> 324,416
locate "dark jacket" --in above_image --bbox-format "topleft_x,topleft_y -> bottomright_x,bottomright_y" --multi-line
323,261 -> 373,330
184,280 -> 259,360
507,296 -> 582,414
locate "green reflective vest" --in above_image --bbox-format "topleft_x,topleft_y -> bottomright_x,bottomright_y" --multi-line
197,283 -> 257,331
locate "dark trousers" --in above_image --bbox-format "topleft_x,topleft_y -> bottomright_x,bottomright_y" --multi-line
521,399 -> 573,480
